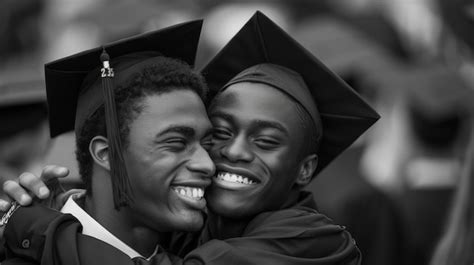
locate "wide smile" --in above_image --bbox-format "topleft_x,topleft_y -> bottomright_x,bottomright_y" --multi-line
172,186 -> 205,200
212,167 -> 261,190
171,181 -> 209,210
215,172 -> 258,185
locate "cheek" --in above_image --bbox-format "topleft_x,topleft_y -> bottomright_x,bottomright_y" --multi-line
125,150 -> 176,197
259,149 -> 297,177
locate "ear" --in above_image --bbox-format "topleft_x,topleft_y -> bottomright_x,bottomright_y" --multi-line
89,136 -> 110,171
295,154 -> 318,186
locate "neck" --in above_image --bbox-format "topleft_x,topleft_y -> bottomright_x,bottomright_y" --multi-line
207,188 -> 302,240
207,211 -> 252,240
86,170 -> 167,257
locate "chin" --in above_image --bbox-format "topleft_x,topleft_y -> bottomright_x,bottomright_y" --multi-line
176,211 -> 205,232
207,191 -> 258,219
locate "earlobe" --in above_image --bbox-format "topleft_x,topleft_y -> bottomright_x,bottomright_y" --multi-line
89,136 -> 111,171
295,154 -> 318,186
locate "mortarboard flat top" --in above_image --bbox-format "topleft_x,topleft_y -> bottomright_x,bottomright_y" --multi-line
45,20 -> 203,137
201,11 -> 380,176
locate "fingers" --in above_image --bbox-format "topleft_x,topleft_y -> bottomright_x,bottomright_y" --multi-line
1,165 -> 71,208
41,165 -> 70,183
2,180 -> 32,206
19,172 -> 50,200
0,199 -> 11,212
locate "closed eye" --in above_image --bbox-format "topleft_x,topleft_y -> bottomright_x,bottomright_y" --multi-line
201,134 -> 213,151
254,137 -> 281,150
163,138 -> 187,151
212,128 -> 232,141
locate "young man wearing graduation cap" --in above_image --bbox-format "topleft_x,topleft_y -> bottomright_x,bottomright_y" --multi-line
1,12 -> 378,265
1,21 -> 216,264
171,12 -> 378,263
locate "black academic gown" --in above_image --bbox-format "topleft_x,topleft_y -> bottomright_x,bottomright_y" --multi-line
2,192 -> 360,265
1,206 -> 177,265
171,191 -> 360,265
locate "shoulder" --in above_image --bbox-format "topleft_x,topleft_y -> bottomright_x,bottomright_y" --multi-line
245,204 -> 343,238
242,197 -> 361,263
245,191 -> 339,237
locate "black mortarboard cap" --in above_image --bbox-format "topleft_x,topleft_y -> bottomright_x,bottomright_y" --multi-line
201,11 -> 380,177
44,20 -> 203,208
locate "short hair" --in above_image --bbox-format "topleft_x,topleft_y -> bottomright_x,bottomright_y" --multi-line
75,57 -> 208,192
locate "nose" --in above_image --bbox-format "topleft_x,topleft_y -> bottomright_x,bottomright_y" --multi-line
187,145 -> 216,177
220,135 -> 254,163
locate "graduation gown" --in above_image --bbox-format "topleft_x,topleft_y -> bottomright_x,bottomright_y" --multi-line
2,192 -> 360,265
172,191 -> 361,265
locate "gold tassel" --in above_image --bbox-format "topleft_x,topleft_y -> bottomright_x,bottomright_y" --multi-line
100,48 -> 134,209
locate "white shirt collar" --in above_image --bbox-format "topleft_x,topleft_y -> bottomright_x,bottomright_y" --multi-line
60,196 -> 159,260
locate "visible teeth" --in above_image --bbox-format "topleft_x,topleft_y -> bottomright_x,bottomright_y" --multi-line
216,172 -> 257,185
173,186 -> 204,200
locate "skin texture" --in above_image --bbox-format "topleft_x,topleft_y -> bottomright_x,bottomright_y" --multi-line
206,82 -> 317,219
119,90 -> 215,233
81,89 -> 216,255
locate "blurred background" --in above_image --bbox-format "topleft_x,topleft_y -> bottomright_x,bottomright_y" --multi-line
1,0 -> 473,265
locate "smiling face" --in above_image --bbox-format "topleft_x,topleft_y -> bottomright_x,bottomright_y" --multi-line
123,89 -> 215,232
207,82 -> 314,218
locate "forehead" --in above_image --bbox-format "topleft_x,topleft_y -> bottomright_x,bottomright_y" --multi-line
210,82 -> 300,128
132,89 -> 211,134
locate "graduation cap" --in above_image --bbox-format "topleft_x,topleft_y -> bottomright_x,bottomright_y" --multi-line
44,20 -> 203,208
201,11 -> 380,177
0,79 -> 47,138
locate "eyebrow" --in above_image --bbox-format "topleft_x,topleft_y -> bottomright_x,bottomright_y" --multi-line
156,125 -> 196,138
252,120 -> 289,136
210,111 -> 235,124
210,111 -> 289,136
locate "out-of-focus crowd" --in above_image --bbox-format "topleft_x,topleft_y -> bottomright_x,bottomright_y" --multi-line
0,1 -> 473,265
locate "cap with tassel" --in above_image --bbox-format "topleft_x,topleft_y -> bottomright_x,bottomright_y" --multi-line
41,20 -> 203,208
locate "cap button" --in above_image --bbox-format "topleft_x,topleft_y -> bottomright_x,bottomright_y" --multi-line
21,239 -> 30,249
